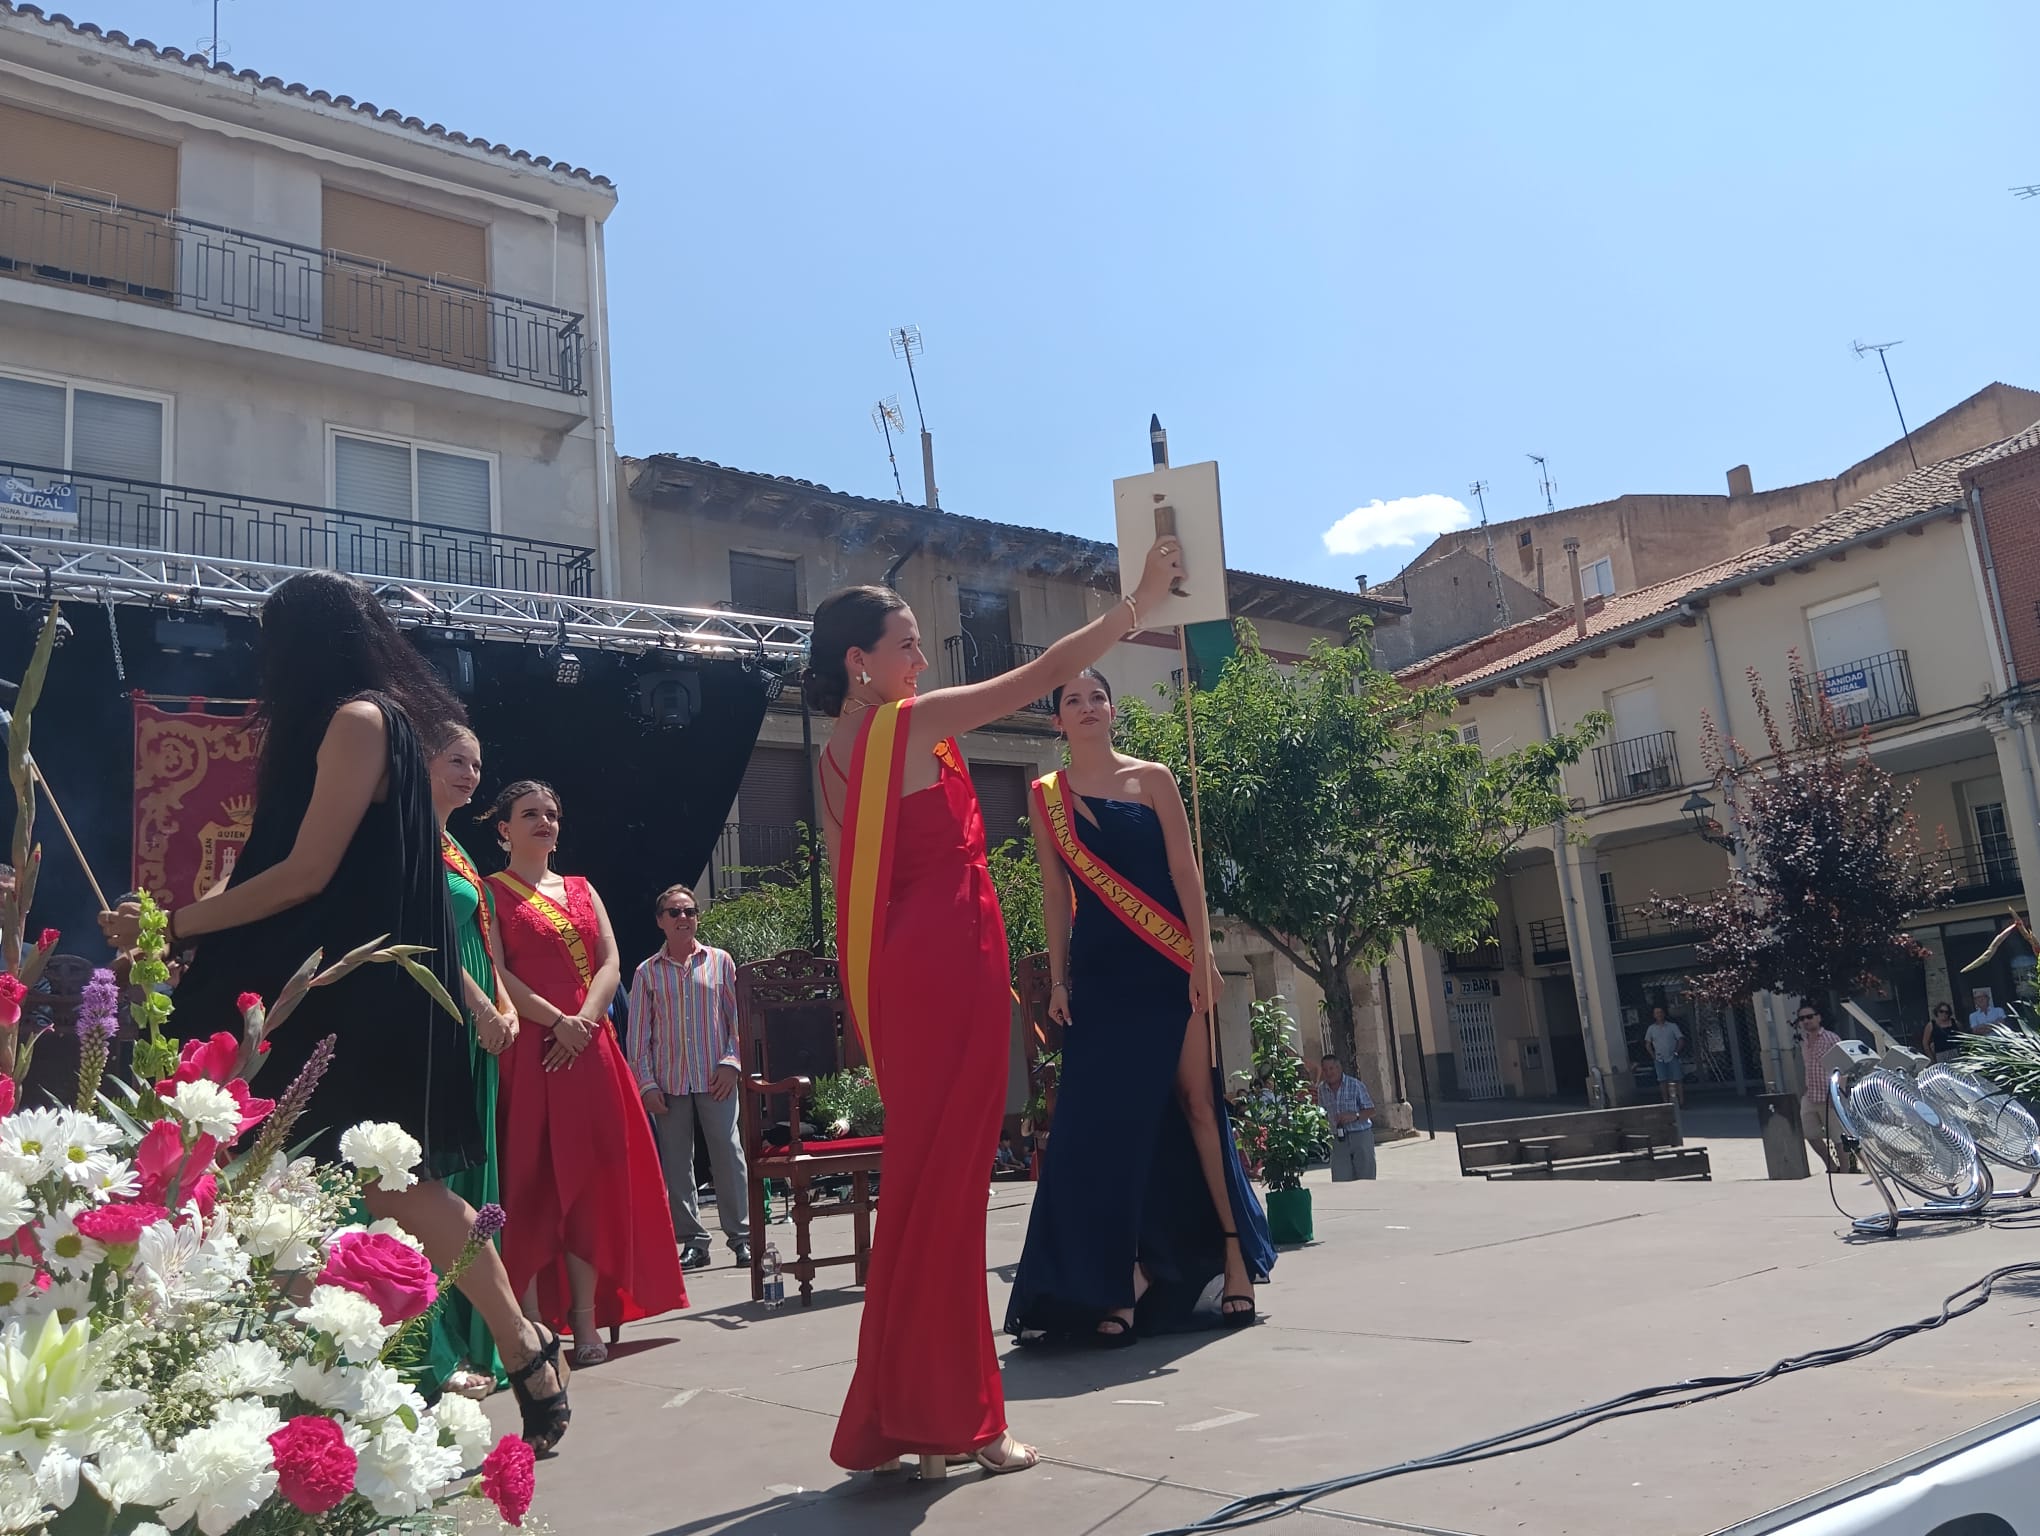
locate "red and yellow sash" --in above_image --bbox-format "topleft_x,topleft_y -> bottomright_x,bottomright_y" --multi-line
490,870 -> 593,989
1032,771 -> 1194,973
441,835 -> 492,954
836,699 -> 966,1089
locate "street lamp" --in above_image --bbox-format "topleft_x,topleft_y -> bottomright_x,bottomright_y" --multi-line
1681,790 -> 1738,853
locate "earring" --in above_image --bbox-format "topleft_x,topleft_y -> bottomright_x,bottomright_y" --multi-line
858,670 -> 871,686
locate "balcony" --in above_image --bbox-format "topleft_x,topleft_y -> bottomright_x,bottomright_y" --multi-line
1792,649 -> 1918,735
1526,889 -> 1717,966
1592,730 -> 1681,804
704,822 -> 814,898
0,461 -> 594,596
0,175 -> 585,395
942,636 -> 1053,714
1932,844 -> 2022,906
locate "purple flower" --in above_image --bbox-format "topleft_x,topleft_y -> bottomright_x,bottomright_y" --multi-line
470,1203 -> 506,1242
75,968 -> 120,1045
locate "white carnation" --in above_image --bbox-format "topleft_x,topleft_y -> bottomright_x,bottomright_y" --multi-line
31,1447 -> 79,1511
326,1218 -> 426,1254
81,1435 -> 172,1511
429,1389 -> 493,1466
348,1362 -> 426,1427
186,1339 -> 289,1399
287,1357 -> 364,1413
156,1404 -> 279,1536
338,1122 -> 423,1193
353,1418 -> 464,1518
293,1284 -> 392,1364
238,1195 -> 322,1273
0,1174 -> 33,1243
164,1081 -> 241,1143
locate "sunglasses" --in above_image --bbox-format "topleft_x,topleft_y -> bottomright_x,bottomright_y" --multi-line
1795,1013 -> 1819,1023
661,906 -> 698,919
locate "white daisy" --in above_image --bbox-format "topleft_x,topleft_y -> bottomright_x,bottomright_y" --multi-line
0,1174 -> 33,1243
293,1284 -> 392,1364
35,1207 -> 106,1278
78,1155 -> 140,1202
163,1082 -> 241,1143
0,1258 -> 40,1317
337,1123 -> 423,1193
0,1109 -> 70,1182
17,1276 -> 94,1329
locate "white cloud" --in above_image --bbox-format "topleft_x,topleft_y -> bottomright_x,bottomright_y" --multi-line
1320,494 -> 1475,557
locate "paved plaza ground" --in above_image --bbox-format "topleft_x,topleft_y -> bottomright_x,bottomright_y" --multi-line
495,1101 -> 2040,1535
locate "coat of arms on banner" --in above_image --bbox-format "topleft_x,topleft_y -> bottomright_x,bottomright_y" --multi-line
131,697 -> 261,907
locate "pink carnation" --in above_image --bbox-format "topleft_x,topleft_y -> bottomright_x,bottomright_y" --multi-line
33,930 -> 56,953
480,1436 -> 535,1526
0,975 -> 24,1028
74,1201 -> 169,1249
317,1230 -> 438,1325
0,1076 -> 15,1117
269,1415 -> 357,1515
235,991 -> 264,1016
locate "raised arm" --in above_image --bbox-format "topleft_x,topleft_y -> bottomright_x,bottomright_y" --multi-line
906,539 -> 1182,752
1033,818 -> 1075,1026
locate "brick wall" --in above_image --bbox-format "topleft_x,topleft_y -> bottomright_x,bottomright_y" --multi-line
1967,445 -> 2040,686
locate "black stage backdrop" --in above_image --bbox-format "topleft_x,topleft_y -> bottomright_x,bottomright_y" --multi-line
0,600 -> 769,978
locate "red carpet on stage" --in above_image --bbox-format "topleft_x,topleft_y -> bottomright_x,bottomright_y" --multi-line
130,695 -> 259,907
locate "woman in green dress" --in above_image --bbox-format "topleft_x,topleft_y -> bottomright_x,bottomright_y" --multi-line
422,721 -> 519,1398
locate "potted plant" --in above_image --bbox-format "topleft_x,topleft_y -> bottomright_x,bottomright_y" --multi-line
1232,999 -> 1330,1244
810,1065 -> 885,1139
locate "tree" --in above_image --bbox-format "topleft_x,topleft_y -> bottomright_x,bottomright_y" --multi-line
1654,658 -> 1953,1007
1115,627 -> 1597,1072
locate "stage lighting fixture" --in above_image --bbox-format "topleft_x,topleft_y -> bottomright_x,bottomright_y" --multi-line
541,618 -> 581,688
761,669 -> 787,704
637,667 -> 702,729
413,625 -> 478,698
154,614 -> 228,655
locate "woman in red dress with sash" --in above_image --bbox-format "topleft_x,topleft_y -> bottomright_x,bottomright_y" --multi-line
484,779 -> 687,1367
811,537 -> 1182,1480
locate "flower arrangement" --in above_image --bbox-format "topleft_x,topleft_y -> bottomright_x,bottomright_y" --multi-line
808,1068 -> 883,1140
0,606 -> 534,1535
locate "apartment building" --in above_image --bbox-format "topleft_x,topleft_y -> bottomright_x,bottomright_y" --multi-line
1378,383 -> 2040,671
1385,419 -> 2040,1106
621,452 -> 1412,1096
0,4 -> 620,592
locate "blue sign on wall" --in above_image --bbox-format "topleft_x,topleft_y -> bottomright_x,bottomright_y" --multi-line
1821,666 -> 1872,707
0,478 -> 78,529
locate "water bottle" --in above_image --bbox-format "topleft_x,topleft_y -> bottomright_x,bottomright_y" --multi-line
762,1243 -> 785,1309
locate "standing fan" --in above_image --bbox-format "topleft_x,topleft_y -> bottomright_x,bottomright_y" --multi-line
1917,1062 -> 2040,1198
1827,1040 -> 1991,1236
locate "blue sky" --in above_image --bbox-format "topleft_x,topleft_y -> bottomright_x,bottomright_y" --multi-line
110,1 -> 2040,583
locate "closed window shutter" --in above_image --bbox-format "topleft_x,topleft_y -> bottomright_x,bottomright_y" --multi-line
70,390 -> 162,482
333,435 -> 413,520
416,449 -> 491,532
1808,595 -> 1891,670
972,763 -> 1031,854
729,552 -> 800,617
737,746 -> 815,871
0,377 -> 66,469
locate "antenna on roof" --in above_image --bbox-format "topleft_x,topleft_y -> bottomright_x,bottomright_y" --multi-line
1852,339 -> 1918,470
2012,185 -> 2040,199
889,325 -> 938,507
1469,480 -> 1509,626
872,397 -> 908,503
195,0 -> 232,65
1527,454 -> 1557,514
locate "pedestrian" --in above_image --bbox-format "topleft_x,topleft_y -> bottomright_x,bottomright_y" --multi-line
1643,1005 -> 1686,1108
1795,1001 -> 1845,1174
1315,1055 -> 1377,1180
1921,1001 -> 1963,1062
1968,987 -> 2008,1035
627,884 -> 752,1272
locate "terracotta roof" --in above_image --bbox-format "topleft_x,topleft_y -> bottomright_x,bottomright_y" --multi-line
628,454 -> 1408,624
1,4 -> 613,188
1406,421 -> 2040,693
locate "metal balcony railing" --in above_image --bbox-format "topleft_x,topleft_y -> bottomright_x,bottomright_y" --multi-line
1526,890 -> 1718,966
1933,844 -> 2022,905
0,174 -> 585,394
1792,649 -> 1918,734
942,636 -> 1053,714
1591,730 -> 1681,803
0,461 -> 595,596
704,822 -> 813,898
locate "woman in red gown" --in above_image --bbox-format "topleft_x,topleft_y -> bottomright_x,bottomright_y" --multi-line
485,780 -> 687,1366
813,535 -> 1182,1480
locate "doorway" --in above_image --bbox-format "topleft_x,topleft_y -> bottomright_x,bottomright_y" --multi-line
1540,977 -> 1590,1101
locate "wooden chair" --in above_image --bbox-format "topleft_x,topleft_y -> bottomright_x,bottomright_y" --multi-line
736,949 -> 885,1308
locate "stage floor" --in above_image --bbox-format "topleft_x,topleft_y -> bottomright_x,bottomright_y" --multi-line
503,1103 -> 2040,1535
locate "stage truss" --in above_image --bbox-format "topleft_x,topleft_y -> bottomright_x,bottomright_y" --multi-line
0,535 -> 811,663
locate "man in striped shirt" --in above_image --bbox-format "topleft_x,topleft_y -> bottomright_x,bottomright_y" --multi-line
628,884 -> 751,1270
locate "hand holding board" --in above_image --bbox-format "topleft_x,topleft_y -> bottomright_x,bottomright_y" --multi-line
1113,461 -> 1230,630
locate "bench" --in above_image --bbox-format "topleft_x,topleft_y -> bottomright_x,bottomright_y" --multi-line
1455,1103 -> 1710,1182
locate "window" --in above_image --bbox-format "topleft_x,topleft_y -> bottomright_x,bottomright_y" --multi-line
972,762 -> 1032,853
320,186 -> 489,371
1805,588 -> 1891,671
1605,681 -> 1662,745
957,588 -> 1016,683
331,431 -> 493,532
0,372 -> 165,481
1599,871 -> 1621,936
1458,723 -> 1481,746
1581,557 -> 1616,598
0,103 -> 178,299
735,746 -> 815,876
729,552 -> 801,617
1518,531 -> 1533,547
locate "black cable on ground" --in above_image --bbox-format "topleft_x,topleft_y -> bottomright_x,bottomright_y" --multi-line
1141,1261 -> 2040,1536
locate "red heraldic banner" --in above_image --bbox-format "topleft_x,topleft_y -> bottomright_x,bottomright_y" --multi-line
131,697 -> 260,908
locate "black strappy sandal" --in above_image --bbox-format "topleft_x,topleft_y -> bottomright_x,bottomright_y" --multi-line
508,1323 -> 572,1454
1218,1230 -> 1257,1329
1091,1314 -> 1138,1350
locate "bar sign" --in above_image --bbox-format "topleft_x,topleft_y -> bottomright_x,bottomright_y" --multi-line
0,478 -> 78,529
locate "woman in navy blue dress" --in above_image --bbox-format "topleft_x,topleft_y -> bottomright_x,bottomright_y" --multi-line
1007,669 -> 1274,1346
